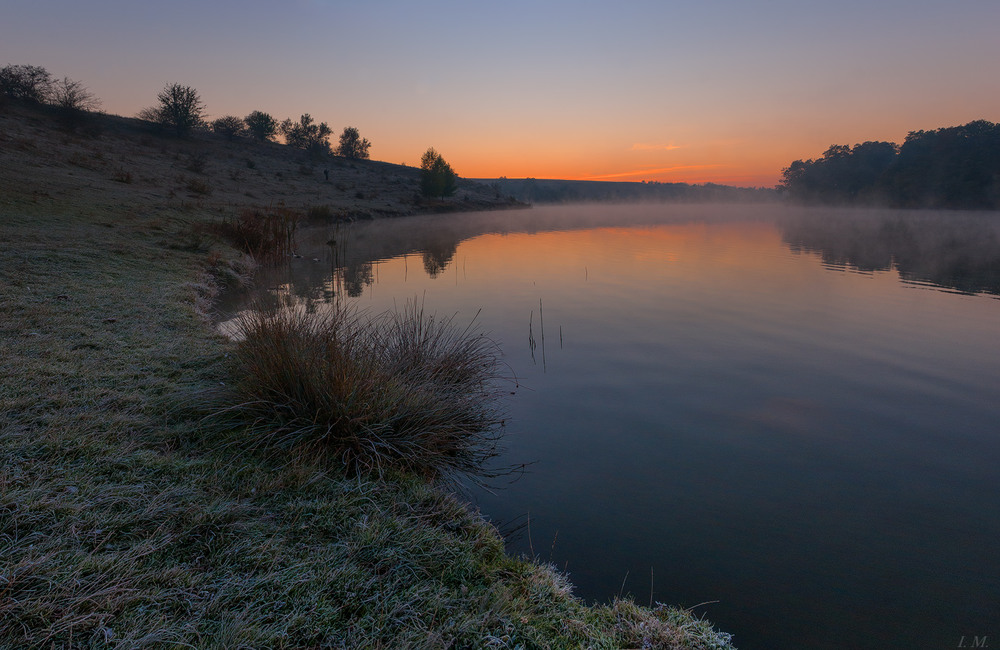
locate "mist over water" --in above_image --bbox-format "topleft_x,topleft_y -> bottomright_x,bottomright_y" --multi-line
220,204 -> 1000,650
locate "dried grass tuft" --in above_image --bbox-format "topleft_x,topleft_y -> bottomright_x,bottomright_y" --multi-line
221,299 -> 506,482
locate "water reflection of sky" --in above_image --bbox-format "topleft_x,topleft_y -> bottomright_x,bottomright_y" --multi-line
218,204 -> 1000,650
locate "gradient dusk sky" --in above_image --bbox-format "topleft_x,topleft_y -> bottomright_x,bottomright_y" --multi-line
3,0 -> 999,186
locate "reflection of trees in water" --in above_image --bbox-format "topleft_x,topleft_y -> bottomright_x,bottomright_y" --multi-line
291,273 -> 328,303
228,205 -> 1000,322
289,204 -> 778,297
780,210 -> 1000,296
337,261 -> 374,297
422,240 -> 458,278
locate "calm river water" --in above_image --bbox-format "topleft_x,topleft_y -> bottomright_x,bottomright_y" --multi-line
219,203 -> 1000,650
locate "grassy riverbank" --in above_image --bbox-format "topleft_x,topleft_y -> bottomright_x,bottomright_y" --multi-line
1,104 -> 735,648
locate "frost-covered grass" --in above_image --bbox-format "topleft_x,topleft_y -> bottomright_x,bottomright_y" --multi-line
0,104 -> 736,649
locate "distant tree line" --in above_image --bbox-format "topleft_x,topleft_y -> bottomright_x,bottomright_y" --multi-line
137,86 -> 373,160
2,64 -> 379,160
780,120 -> 1000,210
485,178 -> 774,204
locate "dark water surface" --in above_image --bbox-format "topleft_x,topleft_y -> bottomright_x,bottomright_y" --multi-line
220,204 -> 1000,650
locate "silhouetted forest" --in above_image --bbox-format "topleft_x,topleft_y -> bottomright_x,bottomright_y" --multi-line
780,120 -> 1000,210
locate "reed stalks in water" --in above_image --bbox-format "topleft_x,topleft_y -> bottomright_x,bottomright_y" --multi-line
222,300 -> 505,481
211,205 -> 298,262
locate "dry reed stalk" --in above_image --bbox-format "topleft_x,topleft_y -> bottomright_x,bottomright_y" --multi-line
212,205 -> 299,262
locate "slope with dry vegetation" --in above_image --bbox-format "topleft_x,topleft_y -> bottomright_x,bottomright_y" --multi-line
0,101 -> 735,648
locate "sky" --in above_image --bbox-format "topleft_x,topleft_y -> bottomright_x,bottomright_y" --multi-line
3,0 -> 999,187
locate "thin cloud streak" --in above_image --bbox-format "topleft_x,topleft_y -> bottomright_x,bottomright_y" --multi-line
631,143 -> 684,151
585,164 -> 724,180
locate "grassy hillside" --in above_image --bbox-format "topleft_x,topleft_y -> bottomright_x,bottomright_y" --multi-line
0,102 -> 735,649
0,101 -> 515,221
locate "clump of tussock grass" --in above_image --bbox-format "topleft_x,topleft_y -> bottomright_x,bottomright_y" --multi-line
210,205 -> 298,262
184,176 -> 211,196
222,300 -> 506,482
306,203 -> 334,221
600,600 -> 736,650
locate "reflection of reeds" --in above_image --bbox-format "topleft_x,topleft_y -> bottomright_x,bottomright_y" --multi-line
212,206 -> 298,262
220,299 -> 505,482
327,224 -> 347,297
527,301 -> 549,369
539,298 -> 546,371
528,310 -> 536,362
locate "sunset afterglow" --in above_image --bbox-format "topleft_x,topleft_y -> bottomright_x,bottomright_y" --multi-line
5,0 -> 998,187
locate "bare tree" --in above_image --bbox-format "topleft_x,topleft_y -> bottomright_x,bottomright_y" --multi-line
52,77 -> 100,112
0,64 -> 53,103
140,83 -> 205,137
50,77 -> 101,130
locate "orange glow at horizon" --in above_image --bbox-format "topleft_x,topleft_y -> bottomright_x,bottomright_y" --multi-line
415,136 -> 808,188
446,153 -> 787,188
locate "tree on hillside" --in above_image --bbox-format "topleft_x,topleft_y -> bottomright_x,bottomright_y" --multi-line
337,126 -> 371,160
420,148 -> 458,199
139,83 -> 205,137
280,114 -> 332,155
245,110 -> 277,142
50,77 -> 102,130
51,77 -> 100,113
0,64 -> 53,103
212,115 -> 246,141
